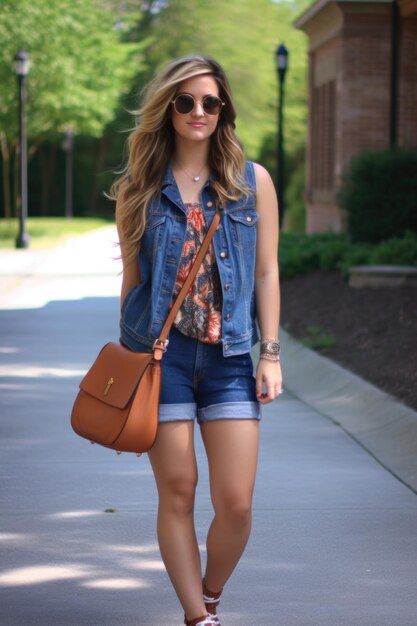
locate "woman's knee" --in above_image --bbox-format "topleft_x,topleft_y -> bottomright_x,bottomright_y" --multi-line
159,475 -> 198,517
214,492 -> 253,527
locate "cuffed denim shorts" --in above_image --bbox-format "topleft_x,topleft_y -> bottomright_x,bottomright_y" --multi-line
131,326 -> 261,424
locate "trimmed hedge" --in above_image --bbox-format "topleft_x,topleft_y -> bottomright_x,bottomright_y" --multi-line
338,148 -> 417,243
279,230 -> 417,279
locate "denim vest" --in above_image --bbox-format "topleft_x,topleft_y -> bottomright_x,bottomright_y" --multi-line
120,160 -> 259,357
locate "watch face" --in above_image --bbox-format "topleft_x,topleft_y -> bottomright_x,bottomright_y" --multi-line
262,340 -> 280,354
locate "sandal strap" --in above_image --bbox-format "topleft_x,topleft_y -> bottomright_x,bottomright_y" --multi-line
184,614 -> 217,626
202,579 -> 222,615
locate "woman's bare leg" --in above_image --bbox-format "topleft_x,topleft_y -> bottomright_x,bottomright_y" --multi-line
200,419 -> 259,593
147,421 -> 207,620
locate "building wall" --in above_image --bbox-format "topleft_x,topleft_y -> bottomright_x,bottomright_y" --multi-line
397,15 -> 417,146
297,1 -> 417,234
338,9 -> 392,176
307,38 -> 341,232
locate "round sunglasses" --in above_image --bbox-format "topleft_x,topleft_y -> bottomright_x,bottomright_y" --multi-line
171,93 -> 225,116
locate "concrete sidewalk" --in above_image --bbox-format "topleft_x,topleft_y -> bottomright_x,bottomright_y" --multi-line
0,229 -> 416,626
0,226 -> 122,310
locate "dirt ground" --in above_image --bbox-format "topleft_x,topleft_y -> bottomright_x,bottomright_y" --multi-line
280,270 -> 417,412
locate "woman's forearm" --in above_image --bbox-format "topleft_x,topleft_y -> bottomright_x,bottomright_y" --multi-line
255,267 -> 280,341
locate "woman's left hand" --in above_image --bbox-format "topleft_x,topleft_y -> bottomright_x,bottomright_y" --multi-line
255,359 -> 283,404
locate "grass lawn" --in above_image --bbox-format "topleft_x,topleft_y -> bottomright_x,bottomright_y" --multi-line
0,217 -> 113,250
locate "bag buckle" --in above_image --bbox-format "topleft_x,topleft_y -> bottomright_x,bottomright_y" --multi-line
153,338 -> 169,353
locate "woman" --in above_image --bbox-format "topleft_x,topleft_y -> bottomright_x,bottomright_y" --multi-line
112,54 -> 282,626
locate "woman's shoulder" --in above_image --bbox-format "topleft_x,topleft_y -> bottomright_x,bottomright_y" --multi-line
251,161 -> 273,181
242,161 -> 274,196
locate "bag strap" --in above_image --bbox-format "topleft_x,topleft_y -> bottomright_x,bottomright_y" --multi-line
153,210 -> 221,360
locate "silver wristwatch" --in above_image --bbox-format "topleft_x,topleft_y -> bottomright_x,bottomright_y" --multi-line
260,339 -> 281,361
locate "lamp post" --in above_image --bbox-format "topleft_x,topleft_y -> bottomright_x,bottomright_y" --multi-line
275,44 -> 288,229
14,49 -> 30,249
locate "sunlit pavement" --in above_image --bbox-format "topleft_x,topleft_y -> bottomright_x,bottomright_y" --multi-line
0,226 -> 122,310
1,228 -> 416,626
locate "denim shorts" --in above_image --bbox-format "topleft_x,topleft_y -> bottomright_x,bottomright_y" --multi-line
131,326 -> 261,424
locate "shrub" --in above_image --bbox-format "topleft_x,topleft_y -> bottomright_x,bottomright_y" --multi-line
317,236 -> 351,271
369,230 -> 417,266
279,233 -> 346,277
279,234 -> 318,277
279,231 -> 417,279
336,243 -> 376,275
338,148 -> 417,243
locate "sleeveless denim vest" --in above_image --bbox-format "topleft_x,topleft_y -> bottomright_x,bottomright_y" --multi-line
120,160 -> 259,357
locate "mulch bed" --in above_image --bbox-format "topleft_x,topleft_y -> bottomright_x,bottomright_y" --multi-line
280,270 -> 417,412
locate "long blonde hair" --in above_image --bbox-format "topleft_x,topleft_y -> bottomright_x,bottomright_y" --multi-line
111,54 -> 248,266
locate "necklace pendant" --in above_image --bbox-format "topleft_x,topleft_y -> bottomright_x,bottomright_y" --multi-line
193,175 -> 200,182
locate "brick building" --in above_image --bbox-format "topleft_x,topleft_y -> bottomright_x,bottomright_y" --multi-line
294,0 -> 417,233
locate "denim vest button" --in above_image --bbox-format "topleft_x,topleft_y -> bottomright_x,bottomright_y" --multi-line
224,344 -> 229,351
225,313 -> 231,321
246,216 -> 253,222
224,284 -> 230,290
220,251 -> 227,259
207,201 -> 213,207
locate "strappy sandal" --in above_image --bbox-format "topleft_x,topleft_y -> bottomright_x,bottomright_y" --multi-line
202,578 -> 223,625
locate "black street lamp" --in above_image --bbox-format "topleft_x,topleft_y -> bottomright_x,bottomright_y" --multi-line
275,43 -> 289,229
14,49 -> 30,249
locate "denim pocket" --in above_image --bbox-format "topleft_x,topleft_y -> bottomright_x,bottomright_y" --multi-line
228,210 -> 258,250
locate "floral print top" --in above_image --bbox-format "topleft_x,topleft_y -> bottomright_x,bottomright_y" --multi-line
171,202 -> 222,343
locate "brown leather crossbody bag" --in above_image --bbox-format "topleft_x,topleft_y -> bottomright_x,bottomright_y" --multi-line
71,211 -> 220,455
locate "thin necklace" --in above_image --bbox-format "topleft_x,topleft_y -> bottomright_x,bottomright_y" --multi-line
176,163 -> 206,183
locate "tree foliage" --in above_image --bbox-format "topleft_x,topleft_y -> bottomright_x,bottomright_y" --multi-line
135,0 -> 309,160
0,0 -> 310,217
0,0 -> 147,217
0,0 -> 146,141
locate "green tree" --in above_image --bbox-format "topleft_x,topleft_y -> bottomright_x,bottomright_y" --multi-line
135,0 -> 309,161
0,0 -> 146,216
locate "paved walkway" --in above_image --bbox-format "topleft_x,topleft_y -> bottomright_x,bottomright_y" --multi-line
0,228 -> 416,626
